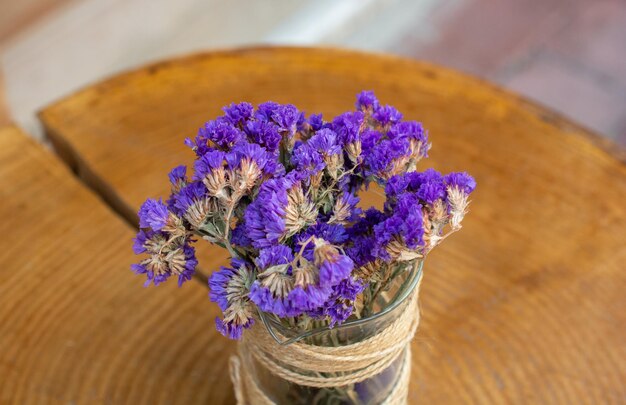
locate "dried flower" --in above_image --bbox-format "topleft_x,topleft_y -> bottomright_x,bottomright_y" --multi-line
209,259 -> 255,339
132,91 -> 475,339
132,229 -> 197,287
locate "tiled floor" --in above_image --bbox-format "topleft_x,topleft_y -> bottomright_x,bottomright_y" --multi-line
1,0 -> 625,146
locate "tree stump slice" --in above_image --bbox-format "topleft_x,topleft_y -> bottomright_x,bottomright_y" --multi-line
0,126 -> 235,404
38,47 -> 626,404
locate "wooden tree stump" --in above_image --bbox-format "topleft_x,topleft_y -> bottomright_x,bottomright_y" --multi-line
36,47 -> 626,404
0,126 -> 234,404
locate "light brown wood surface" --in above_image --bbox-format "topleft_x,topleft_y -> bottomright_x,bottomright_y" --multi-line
0,127 -> 235,404
37,47 -> 626,403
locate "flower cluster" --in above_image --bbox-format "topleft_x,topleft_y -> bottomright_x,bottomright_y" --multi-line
132,91 -> 475,339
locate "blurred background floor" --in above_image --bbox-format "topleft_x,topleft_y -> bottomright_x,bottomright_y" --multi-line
1,0 -> 625,145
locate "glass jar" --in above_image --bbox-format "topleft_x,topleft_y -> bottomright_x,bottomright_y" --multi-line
240,261 -> 423,405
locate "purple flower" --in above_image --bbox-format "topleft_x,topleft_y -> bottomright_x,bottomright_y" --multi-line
288,284 -> 334,313
172,182 -> 215,228
373,105 -> 403,127
222,102 -> 253,125
193,150 -> 226,181
388,169 -> 447,205
209,260 -> 255,340
329,191 -> 361,224
295,223 -> 348,261
244,175 -> 316,248
355,90 -> 379,112
308,277 -> 365,327
272,104 -> 301,133
291,142 -> 325,175
308,114 -> 327,131
173,182 -> 208,215
332,112 -> 364,145
138,198 -> 169,231
255,101 -> 281,122
176,244 -> 198,286
168,165 -> 187,188
313,240 -> 354,287
215,318 -> 248,340
308,128 -> 342,154
231,222 -> 252,248
132,230 -> 197,287
444,172 -> 477,194
346,234 -> 378,267
385,174 -> 408,196
364,137 -> 411,178
414,169 -> 445,204
249,280 -> 301,318
245,120 -> 281,153
360,129 -> 382,153
243,178 -> 290,249
388,121 -> 426,143
230,141 -> 277,176
256,245 -> 293,269
373,193 -> 424,260
200,117 -> 245,149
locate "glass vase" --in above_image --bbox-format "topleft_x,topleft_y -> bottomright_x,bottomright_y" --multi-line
237,261 -> 423,405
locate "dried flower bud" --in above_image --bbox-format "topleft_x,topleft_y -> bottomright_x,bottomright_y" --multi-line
447,186 -> 470,230
284,185 -> 317,238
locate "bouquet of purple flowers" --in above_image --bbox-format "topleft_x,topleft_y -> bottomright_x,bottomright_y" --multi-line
132,91 -> 475,341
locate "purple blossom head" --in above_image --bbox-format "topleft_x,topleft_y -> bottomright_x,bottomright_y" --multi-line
295,222 -> 348,261
256,245 -> 294,269
138,198 -> 169,231
198,117 -> 244,149
231,222 -> 252,248
360,129 -> 382,153
373,194 -> 425,260
389,169 -> 447,205
308,277 -> 365,327
308,113 -> 327,131
307,128 -> 342,155
388,121 -> 426,143
373,105 -> 403,127
193,149 -> 226,181
255,101 -> 281,122
222,102 -> 253,125
444,172 -> 477,194
332,112 -> 364,145
168,165 -> 187,189
132,232 -> 197,287
271,104 -> 301,133
291,142 -> 325,175
209,260 -> 255,340
227,141 -> 277,176
313,239 -> 354,287
243,177 -> 291,249
176,244 -> 198,286
385,174 -> 408,196
172,181 -> 209,216
355,90 -> 379,112
330,191 -> 361,224
245,120 -> 281,153
132,229 -> 151,255
364,137 -> 411,178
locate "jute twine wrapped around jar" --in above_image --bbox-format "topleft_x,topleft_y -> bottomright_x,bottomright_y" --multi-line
230,278 -> 422,405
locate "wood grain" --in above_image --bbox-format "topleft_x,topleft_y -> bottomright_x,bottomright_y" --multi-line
39,47 -> 626,404
0,127 -> 234,404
